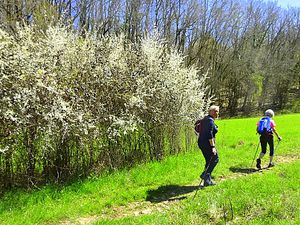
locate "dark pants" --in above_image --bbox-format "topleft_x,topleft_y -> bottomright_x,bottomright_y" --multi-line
198,142 -> 219,176
260,134 -> 274,156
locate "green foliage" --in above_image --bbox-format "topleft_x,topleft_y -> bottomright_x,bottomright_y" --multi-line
0,114 -> 299,224
251,73 -> 263,100
291,100 -> 300,113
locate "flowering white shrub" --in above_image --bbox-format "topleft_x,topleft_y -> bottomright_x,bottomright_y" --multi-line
0,25 -> 210,187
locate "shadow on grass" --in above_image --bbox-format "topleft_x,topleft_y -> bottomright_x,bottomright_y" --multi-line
229,166 -> 258,174
146,185 -> 199,203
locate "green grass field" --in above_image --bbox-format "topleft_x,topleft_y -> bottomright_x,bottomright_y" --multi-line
0,114 -> 300,224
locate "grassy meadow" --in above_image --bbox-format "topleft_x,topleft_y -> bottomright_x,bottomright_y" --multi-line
0,113 -> 300,224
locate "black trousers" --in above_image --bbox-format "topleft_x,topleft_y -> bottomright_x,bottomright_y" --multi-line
260,134 -> 274,156
198,143 -> 219,175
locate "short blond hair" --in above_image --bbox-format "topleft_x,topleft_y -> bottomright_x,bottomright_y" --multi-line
208,105 -> 219,113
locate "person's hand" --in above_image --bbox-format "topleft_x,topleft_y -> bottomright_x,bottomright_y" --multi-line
278,136 -> 282,141
212,147 -> 217,155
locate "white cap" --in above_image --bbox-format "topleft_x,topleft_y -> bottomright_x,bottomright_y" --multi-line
265,109 -> 274,117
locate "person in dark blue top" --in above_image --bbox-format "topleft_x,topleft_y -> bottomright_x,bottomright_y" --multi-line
198,105 -> 219,186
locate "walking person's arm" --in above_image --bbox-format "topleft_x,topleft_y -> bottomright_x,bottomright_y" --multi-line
273,128 -> 282,141
207,106 -> 219,155
271,119 -> 282,141
209,138 -> 217,155
208,120 -> 217,155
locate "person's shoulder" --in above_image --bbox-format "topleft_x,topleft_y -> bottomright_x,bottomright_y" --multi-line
204,115 -> 212,119
206,115 -> 214,123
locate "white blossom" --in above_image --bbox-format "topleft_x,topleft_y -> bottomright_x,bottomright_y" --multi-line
0,146 -> 9,154
0,24 -> 210,153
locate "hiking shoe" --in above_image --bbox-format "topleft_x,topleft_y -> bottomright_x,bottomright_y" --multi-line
204,180 -> 216,187
256,159 -> 261,169
268,162 -> 275,168
203,174 -> 216,186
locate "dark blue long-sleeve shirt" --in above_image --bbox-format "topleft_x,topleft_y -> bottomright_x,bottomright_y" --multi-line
198,115 -> 218,148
